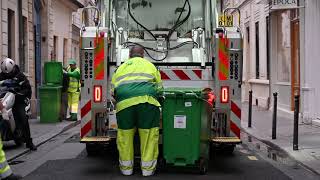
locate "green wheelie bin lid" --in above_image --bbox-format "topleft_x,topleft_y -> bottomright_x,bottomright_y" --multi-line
44,62 -> 63,85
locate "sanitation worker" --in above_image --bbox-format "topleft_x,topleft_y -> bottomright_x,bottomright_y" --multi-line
111,46 -> 162,176
0,134 -> 22,179
64,59 -> 81,121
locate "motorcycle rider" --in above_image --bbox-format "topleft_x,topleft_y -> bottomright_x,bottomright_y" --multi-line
0,58 -> 37,151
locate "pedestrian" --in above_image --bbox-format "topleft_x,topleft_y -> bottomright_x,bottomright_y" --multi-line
111,46 -> 162,176
64,59 -> 80,121
0,58 -> 37,151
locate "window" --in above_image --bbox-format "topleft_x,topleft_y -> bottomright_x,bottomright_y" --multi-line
21,16 -> 28,73
246,26 -> 250,43
255,22 -> 260,79
8,9 -> 15,59
276,11 -> 291,82
73,47 -> 77,60
266,16 -> 270,80
53,36 -> 58,60
63,38 -> 68,65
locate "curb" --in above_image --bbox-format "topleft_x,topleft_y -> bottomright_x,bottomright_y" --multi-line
8,120 -> 80,162
241,127 -> 320,176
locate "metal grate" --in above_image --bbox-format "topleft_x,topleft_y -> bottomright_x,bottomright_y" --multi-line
214,112 -> 228,137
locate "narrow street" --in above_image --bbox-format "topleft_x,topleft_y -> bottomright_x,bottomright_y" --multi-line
4,125 -> 319,180
0,0 -> 319,180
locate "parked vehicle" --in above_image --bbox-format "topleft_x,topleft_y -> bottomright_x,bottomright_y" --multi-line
0,79 -> 30,146
80,0 -> 243,174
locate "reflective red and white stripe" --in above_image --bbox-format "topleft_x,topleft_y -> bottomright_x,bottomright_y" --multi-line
230,100 -> 241,138
81,100 -> 92,138
160,69 -> 204,80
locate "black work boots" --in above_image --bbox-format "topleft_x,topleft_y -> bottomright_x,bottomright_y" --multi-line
26,139 -> 37,151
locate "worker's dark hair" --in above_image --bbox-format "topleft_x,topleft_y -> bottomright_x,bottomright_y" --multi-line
129,46 -> 144,58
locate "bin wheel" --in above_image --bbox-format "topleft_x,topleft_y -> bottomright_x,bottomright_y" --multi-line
86,143 -> 99,156
156,157 -> 166,173
199,158 -> 208,175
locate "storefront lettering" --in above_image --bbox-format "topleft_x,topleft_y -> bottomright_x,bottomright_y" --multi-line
271,0 -> 298,10
273,0 -> 296,5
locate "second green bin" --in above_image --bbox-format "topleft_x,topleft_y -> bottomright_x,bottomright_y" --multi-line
39,86 -> 62,123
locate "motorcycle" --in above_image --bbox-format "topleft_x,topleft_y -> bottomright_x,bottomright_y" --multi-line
0,79 -> 30,146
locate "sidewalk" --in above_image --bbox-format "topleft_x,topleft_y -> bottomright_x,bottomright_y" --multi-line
3,119 -> 80,161
242,103 -> 320,175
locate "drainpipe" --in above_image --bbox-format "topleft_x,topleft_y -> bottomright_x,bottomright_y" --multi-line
34,0 -> 42,91
18,0 -> 24,71
267,1 -> 272,110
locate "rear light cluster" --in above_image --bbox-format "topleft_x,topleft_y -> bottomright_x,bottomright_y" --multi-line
93,85 -> 102,103
221,86 -> 229,103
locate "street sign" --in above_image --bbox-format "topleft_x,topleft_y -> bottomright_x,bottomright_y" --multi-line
218,15 -> 234,27
271,0 -> 298,10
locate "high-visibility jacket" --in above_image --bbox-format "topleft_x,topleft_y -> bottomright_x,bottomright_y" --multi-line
111,57 -> 163,112
0,138 -> 12,178
67,67 -> 81,93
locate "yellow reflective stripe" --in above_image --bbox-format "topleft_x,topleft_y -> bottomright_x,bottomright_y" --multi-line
142,169 -> 154,176
70,79 -> 79,82
141,160 -> 157,171
119,160 -> 133,167
116,73 -> 155,82
120,165 -> 133,170
117,79 -> 153,87
116,96 -> 160,112
113,57 -> 159,81
114,76 -> 154,88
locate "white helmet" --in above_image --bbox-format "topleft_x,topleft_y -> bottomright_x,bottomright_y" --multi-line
1,58 -> 15,73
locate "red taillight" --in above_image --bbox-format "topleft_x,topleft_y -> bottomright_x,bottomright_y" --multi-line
93,85 -> 102,103
221,86 -> 229,103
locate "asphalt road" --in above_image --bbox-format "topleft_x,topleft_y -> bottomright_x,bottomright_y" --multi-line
7,126 -> 320,180
23,148 -> 291,180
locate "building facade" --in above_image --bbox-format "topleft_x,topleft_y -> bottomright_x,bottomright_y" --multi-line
0,0 -> 36,114
32,0 -> 95,117
222,0 -> 320,125
223,0 -> 273,109
72,0 -> 96,65
300,0 -> 320,125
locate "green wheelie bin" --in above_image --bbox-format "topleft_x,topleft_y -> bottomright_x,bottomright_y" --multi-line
162,88 -> 211,174
39,86 -> 62,123
39,61 -> 63,123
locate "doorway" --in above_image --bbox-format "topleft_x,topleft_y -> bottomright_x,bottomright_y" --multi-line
290,10 -> 300,111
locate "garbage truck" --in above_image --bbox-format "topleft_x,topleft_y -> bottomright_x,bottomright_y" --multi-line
79,0 -> 243,173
